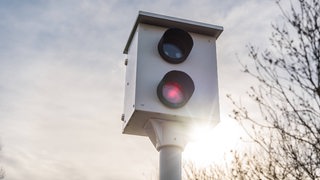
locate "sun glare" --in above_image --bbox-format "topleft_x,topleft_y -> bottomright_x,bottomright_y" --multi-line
183,117 -> 245,168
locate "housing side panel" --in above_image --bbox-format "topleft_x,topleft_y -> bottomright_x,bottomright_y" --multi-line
122,30 -> 138,132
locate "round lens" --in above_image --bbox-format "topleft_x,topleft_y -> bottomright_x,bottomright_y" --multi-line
163,43 -> 183,59
162,82 -> 184,104
158,28 -> 193,64
157,71 -> 195,108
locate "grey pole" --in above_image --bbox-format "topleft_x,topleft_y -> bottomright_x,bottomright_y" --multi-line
159,146 -> 182,180
145,119 -> 187,180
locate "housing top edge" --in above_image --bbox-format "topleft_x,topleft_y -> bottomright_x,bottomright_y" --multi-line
123,11 -> 224,54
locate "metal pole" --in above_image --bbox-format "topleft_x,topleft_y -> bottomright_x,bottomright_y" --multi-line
159,146 -> 182,180
145,119 -> 187,180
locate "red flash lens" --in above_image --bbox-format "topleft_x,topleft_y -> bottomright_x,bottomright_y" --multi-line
157,70 -> 194,108
162,82 -> 184,104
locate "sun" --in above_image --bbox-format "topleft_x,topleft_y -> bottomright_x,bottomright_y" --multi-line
182,117 -> 245,168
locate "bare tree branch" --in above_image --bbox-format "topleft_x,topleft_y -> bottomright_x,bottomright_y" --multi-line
184,0 -> 320,179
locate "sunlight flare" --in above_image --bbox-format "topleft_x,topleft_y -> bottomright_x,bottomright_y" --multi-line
183,117 -> 245,167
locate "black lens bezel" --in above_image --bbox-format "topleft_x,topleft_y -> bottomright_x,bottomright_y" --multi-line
158,28 -> 193,64
157,70 -> 195,108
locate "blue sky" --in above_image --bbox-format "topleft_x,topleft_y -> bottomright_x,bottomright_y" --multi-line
0,0 -> 281,179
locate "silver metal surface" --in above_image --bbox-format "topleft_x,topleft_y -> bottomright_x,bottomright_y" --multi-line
122,12 -> 222,136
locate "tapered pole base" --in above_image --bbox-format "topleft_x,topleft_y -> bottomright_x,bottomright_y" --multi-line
145,119 -> 188,180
